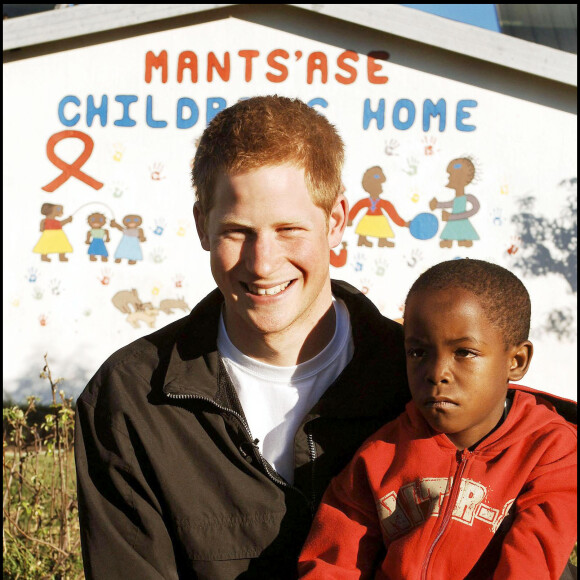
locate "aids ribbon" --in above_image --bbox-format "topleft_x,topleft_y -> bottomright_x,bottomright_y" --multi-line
42,130 -> 104,192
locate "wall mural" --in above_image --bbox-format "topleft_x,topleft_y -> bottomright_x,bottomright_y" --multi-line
3,17 -> 576,402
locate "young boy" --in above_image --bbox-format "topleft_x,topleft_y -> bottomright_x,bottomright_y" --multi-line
299,259 -> 577,579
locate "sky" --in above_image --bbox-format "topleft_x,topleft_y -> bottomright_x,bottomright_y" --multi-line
401,4 -> 501,32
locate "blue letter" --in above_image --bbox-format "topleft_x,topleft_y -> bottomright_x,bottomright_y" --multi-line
206,97 -> 227,125
423,99 -> 446,132
393,99 -> 415,130
114,95 -> 138,127
87,95 -> 108,127
363,98 -> 385,130
177,98 -> 199,129
456,100 -> 477,132
307,98 -> 328,109
146,95 -> 167,128
58,95 -> 80,127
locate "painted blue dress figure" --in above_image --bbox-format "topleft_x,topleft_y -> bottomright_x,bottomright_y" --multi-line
430,157 -> 480,248
85,213 -> 110,262
111,215 -> 147,265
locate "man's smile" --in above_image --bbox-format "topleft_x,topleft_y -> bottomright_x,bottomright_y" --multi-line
243,280 -> 295,296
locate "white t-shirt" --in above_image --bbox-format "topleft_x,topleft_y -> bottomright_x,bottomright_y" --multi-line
217,297 -> 354,484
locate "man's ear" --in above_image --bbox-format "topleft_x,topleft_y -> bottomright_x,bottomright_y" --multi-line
508,341 -> 533,382
193,201 -> 210,251
328,193 -> 349,249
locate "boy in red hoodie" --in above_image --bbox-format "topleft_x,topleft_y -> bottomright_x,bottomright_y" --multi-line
299,259 -> 577,580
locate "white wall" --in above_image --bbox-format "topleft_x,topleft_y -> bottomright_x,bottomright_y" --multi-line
3,15 -> 577,401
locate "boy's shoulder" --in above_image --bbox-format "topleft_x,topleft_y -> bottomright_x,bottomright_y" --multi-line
511,384 -> 577,427
352,404 -> 419,460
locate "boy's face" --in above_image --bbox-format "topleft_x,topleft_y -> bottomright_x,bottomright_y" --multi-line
194,164 -> 347,360
404,287 -> 526,450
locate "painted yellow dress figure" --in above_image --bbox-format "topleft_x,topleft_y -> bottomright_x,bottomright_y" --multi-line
33,203 -> 73,262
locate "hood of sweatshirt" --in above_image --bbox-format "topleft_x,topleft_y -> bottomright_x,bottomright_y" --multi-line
404,385 -> 576,455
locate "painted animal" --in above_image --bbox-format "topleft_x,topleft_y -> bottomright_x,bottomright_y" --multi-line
112,289 -> 143,314
126,308 -> 159,329
159,298 -> 190,315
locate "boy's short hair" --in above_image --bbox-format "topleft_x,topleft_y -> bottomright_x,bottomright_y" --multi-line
405,259 -> 531,347
192,95 -> 344,219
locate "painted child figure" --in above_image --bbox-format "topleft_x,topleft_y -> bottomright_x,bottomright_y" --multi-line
85,212 -> 110,262
110,214 -> 146,265
430,157 -> 480,248
299,259 -> 577,580
348,166 -> 409,248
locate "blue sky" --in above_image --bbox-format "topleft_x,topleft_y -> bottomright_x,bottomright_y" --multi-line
401,4 -> 500,32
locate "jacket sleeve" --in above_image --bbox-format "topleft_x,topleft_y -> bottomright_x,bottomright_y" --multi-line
298,451 -> 385,579
492,425 -> 577,580
75,392 -> 181,580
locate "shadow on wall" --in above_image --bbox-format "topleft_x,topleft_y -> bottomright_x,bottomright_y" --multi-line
511,177 -> 577,341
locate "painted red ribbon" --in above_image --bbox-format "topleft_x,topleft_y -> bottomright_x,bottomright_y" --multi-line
42,130 -> 104,192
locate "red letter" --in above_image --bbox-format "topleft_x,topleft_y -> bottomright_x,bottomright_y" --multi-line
238,50 -> 260,82
207,52 -> 231,82
367,51 -> 389,84
307,51 -> 328,84
145,50 -> 168,84
335,50 -> 359,85
177,51 -> 198,83
266,49 -> 289,83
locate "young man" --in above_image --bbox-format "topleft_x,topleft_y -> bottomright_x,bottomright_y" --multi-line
298,259 -> 577,580
74,96 -> 410,579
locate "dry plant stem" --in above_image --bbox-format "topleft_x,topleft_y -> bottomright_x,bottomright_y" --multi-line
3,512 -> 69,557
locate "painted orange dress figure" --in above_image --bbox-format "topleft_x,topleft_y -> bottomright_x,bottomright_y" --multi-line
85,212 -> 110,262
33,203 -> 73,262
430,157 -> 480,248
347,166 -> 409,247
111,215 -> 146,265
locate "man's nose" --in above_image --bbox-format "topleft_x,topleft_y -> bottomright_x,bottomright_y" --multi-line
244,233 -> 279,278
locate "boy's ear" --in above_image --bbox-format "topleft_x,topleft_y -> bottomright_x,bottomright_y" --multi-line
508,341 -> 533,381
193,202 -> 210,251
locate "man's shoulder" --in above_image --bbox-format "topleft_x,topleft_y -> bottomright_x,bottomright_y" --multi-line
78,288 -> 224,406
77,315 -> 190,403
332,278 -> 404,340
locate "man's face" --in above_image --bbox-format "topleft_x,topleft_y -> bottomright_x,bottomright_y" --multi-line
195,164 -> 346,360
404,287 -> 523,450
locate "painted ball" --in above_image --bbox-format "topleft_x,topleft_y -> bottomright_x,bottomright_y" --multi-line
409,213 -> 439,240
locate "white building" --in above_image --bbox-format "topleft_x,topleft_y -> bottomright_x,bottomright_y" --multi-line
3,5 -> 577,401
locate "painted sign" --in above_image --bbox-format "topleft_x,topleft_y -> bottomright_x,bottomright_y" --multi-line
3,18 -> 577,401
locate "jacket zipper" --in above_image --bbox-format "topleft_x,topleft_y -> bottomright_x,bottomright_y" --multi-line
166,392 -> 311,505
306,426 -> 318,515
420,449 -> 471,580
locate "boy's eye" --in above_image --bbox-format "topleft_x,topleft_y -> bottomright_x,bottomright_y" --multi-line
406,348 -> 425,359
456,349 -> 476,358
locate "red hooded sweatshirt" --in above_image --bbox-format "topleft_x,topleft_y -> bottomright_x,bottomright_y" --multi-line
299,386 -> 577,580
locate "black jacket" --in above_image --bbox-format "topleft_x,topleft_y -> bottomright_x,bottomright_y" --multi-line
75,280 -> 410,579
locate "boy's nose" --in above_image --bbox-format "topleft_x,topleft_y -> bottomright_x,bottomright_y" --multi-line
425,358 -> 451,386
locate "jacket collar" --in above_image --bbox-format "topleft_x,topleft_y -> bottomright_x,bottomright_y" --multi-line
162,288 -> 224,400
162,280 -> 409,419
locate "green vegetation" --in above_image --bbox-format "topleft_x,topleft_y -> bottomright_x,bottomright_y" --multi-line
3,355 -> 84,579
2,356 -> 577,578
